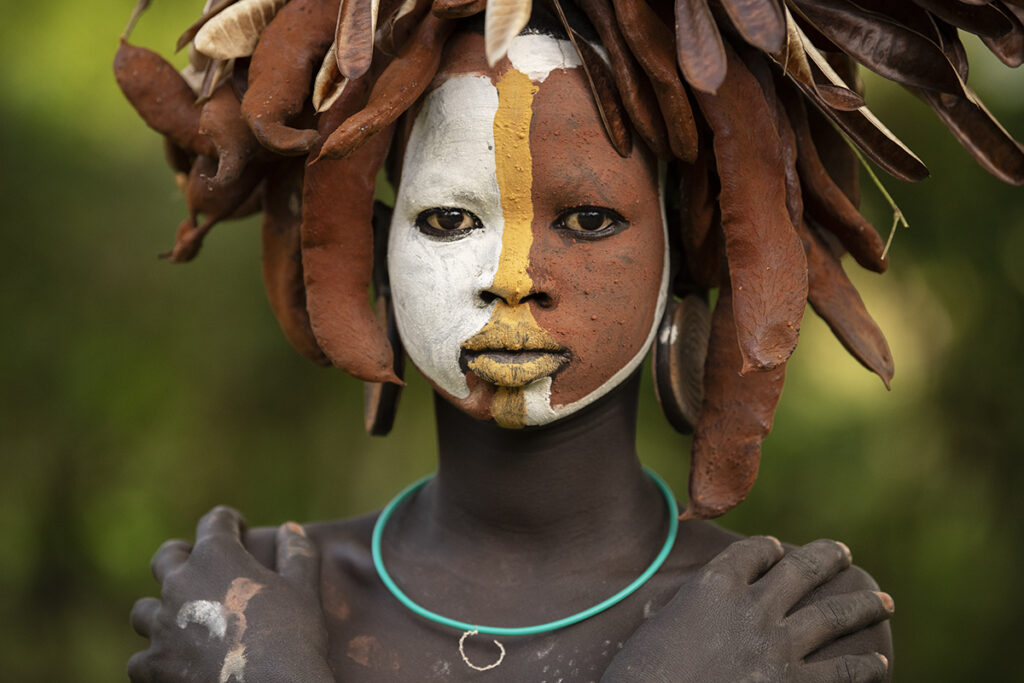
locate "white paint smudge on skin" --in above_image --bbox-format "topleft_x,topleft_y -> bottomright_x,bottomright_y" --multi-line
507,34 -> 581,82
220,645 -> 247,683
523,376 -> 557,426
176,600 -> 227,639
389,75 -> 503,400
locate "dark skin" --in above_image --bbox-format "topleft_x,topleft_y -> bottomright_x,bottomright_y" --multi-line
128,372 -> 893,682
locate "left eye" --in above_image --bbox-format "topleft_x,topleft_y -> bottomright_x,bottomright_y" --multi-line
553,208 -> 627,238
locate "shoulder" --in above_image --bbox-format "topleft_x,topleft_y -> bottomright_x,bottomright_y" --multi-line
242,512 -> 380,571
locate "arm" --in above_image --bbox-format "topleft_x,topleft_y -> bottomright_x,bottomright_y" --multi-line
127,506 -> 337,683
601,537 -> 893,683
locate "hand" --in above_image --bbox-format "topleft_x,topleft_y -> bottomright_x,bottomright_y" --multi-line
128,506 -> 336,683
601,537 -> 893,683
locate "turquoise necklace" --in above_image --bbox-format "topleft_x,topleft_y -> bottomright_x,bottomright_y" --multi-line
371,467 -> 679,671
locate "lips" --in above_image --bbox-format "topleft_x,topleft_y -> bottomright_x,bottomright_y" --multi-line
462,348 -> 569,387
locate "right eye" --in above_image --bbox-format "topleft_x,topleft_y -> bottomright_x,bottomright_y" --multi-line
415,208 -> 482,238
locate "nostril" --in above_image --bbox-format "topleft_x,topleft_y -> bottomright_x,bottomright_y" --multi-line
527,292 -> 554,308
478,290 -> 499,305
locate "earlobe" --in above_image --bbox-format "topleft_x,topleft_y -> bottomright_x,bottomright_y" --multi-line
652,291 -> 710,435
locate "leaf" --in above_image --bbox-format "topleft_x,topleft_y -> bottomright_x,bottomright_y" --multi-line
313,41 -> 350,113
336,0 -> 381,79
485,0 -> 532,66
194,0 -> 289,60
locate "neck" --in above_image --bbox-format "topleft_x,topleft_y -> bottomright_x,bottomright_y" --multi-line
415,372 -> 661,552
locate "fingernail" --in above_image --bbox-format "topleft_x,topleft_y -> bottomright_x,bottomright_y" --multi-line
765,535 -> 783,552
285,521 -> 306,537
875,591 -> 894,612
875,653 -> 889,669
836,541 -> 851,561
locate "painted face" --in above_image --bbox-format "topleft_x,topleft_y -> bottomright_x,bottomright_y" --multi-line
388,32 -> 668,428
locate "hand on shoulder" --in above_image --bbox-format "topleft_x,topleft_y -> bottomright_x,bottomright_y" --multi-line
602,535 -> 893,683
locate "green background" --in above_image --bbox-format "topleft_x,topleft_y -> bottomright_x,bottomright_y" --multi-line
2,2 -> 1022,680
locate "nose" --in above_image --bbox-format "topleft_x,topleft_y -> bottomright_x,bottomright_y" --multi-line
478,278 -> 553,308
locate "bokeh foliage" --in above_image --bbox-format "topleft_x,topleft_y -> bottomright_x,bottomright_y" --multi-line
1,2 -> 1022,681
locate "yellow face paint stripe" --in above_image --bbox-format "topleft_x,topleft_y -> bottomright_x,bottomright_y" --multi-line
486,68 -> 540,428
492,68 -> 538,303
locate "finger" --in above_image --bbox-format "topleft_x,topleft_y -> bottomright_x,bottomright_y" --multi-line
276,521 -> 320,594
798,653 -> 889,683
195,505 -> 246,544
151,538 -> 191,584
788,591 -> 895,656
130,597 -> 161,638
706,535 -> 785,583
755,539 -> 851,609
126,648 -> 155,682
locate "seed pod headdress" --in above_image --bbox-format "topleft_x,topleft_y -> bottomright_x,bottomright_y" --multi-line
115,0 -> 1024,518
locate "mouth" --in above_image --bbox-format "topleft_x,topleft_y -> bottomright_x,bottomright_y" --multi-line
460,348 -> 570,387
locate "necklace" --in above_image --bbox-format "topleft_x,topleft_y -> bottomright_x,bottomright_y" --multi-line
371,467 -> 679,671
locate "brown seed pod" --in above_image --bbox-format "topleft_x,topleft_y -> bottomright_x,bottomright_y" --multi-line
695,42 -> 807,373
679,147 -> 725,289
784,91 -> 888,272
431,0 -> 485,18
261,158 -> 330,365
177,0 -> 243,52
981,3 -> 1024,67
681,284 -> 787,521
316,13 -> 453,161
335,0 -> 381,80
302,88 -> 400,384
912,84 -> 1024,186
909,0 -> 1013,37
200,82 -> 261,186
241,0 -> 341,156
194,0 -> 288,60
114,39 -> 216,158
167,154 -> 267,262
575,0 -> 671,158
720,0 -> 787,52
551,0 -> 631,156
611,0 -> 700,162
801,219 -> 894,388
674,0 -> 727,95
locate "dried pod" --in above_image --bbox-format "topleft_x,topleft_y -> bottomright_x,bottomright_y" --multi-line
674,0 -> 728,94
682,285 -> 787,520
611,0 -> 699,162
431,0 -> 485,18
335,0 -> 381,79
242,0 -> 341,156
981,3 -> 1024,67
177,0 -> 243,51
680,146 -> 724,289
195,0 -> 288,60
784,91 -> 888,272
378,0 -> 431,56
912,84 -> 1024,185
551,0 -> 631,156
303,96 -> 400,383
695,42 -> 807,372
316,13 -> 453,161
200,82 -> 261,186
261,158 -> 330,364
800,219 -> 894,388
575,0 -> 672,158
721,0 -> 787,52
114,39 -> 216,158
485,0 -> 532,66
790,0 -> 965,96
909,0 -> 1013,37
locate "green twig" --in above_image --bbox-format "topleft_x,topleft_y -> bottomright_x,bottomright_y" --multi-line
849,144 -> 909,261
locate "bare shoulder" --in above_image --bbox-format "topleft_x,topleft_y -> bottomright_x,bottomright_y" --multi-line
242,513 -> 380,571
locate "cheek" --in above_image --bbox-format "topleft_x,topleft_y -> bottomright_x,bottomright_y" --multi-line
388,227 -> 503,400
529,223 -> 666,407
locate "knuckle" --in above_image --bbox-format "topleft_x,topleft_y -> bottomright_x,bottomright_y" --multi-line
815,598 -> 851,632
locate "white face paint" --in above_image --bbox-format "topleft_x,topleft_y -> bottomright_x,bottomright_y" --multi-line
388,34 -> 667,427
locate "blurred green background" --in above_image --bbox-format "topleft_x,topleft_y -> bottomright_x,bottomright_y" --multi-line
1,2 -> 1022,681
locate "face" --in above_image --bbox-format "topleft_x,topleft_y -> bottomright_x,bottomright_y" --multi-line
388,32 -> 668,428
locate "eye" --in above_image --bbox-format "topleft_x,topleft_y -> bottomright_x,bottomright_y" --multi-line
553,207 -> 628,239
415,208 -> 482,238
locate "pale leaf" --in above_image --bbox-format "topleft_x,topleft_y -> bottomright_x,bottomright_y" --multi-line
195,0 -> 288,60
485,0 -> 532,66
313,41 -> 349,113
